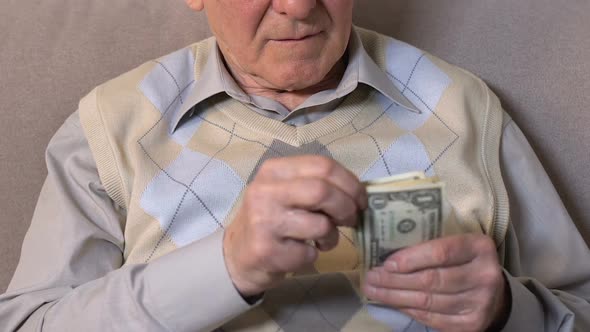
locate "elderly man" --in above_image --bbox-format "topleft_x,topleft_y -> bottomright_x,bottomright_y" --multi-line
1,0 -> 589,331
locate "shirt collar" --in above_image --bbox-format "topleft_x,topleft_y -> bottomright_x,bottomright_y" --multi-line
170,27 -> 419,132
351,30 -> 418,113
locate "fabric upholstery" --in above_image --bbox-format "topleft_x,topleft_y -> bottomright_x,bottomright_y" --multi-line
1,0 -> 588,292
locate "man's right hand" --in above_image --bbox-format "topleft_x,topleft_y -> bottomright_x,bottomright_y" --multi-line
222,156 -> 367,297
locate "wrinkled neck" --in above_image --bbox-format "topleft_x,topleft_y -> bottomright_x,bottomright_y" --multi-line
223,55 -> 348,112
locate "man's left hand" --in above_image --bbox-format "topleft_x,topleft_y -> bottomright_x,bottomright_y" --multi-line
362,234 -> 510,332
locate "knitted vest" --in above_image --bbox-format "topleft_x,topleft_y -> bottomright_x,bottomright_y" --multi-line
79,28 -> 509,331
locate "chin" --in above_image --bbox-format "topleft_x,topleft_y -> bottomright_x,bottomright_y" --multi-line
270,62 -> 333,91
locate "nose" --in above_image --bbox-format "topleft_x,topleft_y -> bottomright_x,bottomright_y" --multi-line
272,0 -> 317,20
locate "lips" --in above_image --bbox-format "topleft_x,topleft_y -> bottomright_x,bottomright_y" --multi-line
272,31 -> 322,42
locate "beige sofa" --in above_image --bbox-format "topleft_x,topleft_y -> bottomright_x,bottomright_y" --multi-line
1,1 -> 589,292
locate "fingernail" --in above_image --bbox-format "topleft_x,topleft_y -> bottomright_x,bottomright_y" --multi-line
386,260 -> 398,272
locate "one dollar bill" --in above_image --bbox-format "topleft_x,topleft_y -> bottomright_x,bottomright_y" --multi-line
356,172 -> 447,271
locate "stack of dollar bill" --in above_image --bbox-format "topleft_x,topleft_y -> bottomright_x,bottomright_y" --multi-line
356,172 -> 447,272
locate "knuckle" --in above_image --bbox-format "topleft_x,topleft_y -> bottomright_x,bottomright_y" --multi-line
274,215 -> 290,236
434,247 -> 451,265
418,292 -> 433,311
372,270 -> 384,286
480,266 -> 502,287
475,235 -> 497,254
314,156 -> 337,177
245,183 -> 270,202
251,240 -> 273,260
255,161 -> 274,179
421,269 -> 442,291
244,188 -> 273,219
395,256 -> 409,272
419,270 -> 435,290
246,211 -> 267,230
308,179 -> 331,202
259,158 -> 280,173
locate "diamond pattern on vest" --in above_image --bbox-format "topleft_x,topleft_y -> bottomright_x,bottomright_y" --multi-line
138,48 -> 246,257
368,304 -> 432,331
129,31 -> 459,331
139,48 -> 196,145
140,147 -> 244,250
362,133 -> 436,181
260,274 -> 362,332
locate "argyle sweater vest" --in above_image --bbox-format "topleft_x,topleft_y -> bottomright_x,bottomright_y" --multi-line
79,28 -> 509,331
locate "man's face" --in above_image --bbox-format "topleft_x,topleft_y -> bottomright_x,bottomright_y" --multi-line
190,0 -> 354,91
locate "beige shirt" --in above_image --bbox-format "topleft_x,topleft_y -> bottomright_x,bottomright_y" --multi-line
1,34 -> 589,331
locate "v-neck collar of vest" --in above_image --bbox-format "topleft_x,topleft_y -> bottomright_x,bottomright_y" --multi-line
209,85 -> 375,147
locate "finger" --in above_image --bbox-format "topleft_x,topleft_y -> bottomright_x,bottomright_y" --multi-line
362,285 -> 476,315
268,238 -> 318,272
280,210 -> 332,239
384,234 -> 485,273
279,209 -> 340,251
256,156 -> 368,210
269,178 -> 360,227
400,308 -> 486,332
314,226 -> 340,251
365,266 -> 476,294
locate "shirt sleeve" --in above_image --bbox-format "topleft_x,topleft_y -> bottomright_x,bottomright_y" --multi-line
0,112 -> 254,332
498,116 -> 590,331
